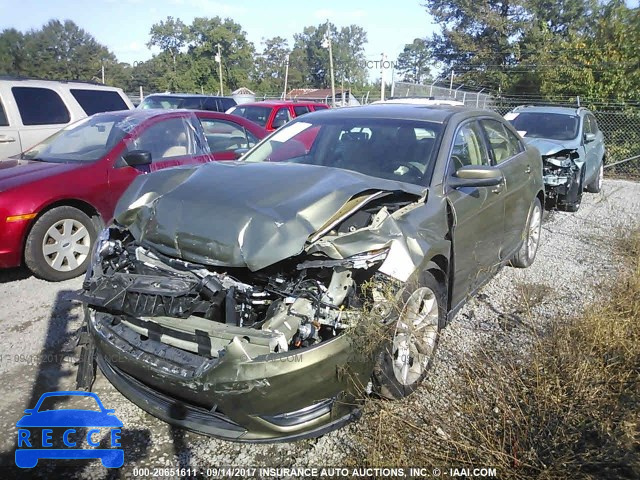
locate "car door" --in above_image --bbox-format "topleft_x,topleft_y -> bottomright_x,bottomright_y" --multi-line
583,114 -> 604,183
107,116 -> 210,206
445,120 -> 506,308
480,118 -> 530,257
270,107 -> 292,130
0,94 -> 21,157
198,117 -> 258,160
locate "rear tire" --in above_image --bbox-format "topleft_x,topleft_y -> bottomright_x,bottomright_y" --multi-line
24,206 -> 96,281
585,162 -> 603,193
373,271 -> 446,399
511,197 -> 542,268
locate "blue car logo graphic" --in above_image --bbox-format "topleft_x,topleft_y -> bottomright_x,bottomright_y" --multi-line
15,391 -> 123,468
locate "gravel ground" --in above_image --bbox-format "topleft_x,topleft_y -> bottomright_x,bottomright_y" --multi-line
0,179 -> 638,478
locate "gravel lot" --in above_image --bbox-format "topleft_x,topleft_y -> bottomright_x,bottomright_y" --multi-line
0,179 -> 638,478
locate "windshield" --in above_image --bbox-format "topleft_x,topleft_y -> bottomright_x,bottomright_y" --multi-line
242,117 -> 443,185
228,105 -> 271,127
506,112 -> 579,141
21,113 -> 141,162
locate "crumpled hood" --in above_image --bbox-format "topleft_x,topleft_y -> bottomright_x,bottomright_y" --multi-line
523,137 -> 579,157
114,161 -> 425,271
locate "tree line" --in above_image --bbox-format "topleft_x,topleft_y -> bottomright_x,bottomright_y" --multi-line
0,0 -> 638,102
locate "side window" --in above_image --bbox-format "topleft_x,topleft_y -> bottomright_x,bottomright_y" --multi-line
481,119 -> 522,164
130,117 -> 194,161
588,114 -> 599,133
450,122 -> 490,171
200,118 -> 250,153
0,97 -> 8,126
70,89 -> 128,115
293,105 -> 310,116
12,87 -> 70,126
221,98 -> 236,111
313,104 -> 329,110
271,107 -> 292,129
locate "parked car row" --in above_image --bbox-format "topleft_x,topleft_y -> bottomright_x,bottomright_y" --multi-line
0,83 -> 605,443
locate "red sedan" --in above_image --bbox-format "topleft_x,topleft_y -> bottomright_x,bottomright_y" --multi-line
0,109 -> 267,281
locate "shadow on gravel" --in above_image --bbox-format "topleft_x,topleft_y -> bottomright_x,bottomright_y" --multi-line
0,266 -> 31,283
0,290 -> 151,477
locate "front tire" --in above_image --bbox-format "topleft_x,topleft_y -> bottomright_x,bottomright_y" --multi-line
585,162 -> 604,193
511,197 -> 542,268
373,271 -> 446,399
24,206 -> 97,281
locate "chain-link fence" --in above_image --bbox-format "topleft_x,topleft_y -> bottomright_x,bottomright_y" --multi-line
492,99 -> 640,180
391,81 -> 494,108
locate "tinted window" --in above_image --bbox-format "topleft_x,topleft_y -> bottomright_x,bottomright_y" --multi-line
200,118 -> 253,153
313,104 -> 329,110
451,122 -> 490,170
293,106 -> 310,116
0,98 -> 8,126
507,112 -> 579,141
180,97 -> 206,109
202,98 -> 221,111
70,89 -> 128,115
220,98 -> 236,111
12,87 -> 70,125
481,119 -> 522,164
138,96 -> 183,109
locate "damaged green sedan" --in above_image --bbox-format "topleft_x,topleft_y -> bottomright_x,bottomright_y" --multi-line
76,105 -> 545,442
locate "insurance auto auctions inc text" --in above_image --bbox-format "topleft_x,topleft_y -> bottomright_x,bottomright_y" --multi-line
203,466 -> 497,478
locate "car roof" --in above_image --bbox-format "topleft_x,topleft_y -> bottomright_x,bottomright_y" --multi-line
512,105 -> 586,115
144,93 -> 228,99
236,100 -> 327,107
304,103 -> 485,123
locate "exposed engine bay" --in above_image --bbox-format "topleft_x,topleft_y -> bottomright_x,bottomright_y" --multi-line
542,149 -> 584,209
78,217 -> 397,359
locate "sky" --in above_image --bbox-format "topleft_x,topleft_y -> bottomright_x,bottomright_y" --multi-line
0,0 -> 438,80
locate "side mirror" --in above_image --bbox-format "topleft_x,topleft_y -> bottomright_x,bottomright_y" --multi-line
122,150 -> 152,167
584,132 -> 596,143
233,147 -> 249,159
449,165 -> 503,188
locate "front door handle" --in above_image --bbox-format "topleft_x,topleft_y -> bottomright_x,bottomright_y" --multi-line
524,165 -> 531,174
0,135 -> 16,143
491,182 -> 504,194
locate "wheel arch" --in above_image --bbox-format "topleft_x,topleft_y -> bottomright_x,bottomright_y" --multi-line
20,198 -> 103,264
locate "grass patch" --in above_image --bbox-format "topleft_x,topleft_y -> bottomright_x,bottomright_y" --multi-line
349,230 -> 640,479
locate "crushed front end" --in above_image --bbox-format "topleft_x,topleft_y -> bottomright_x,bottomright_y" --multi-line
77,225 -> 394,442
542,149 -> 584,210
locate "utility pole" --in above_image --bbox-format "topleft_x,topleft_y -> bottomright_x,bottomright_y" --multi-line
283,54 -> 290,100
215,43 -> 223,95
449,70 -> 455,96
380,52 -> 386,102
101,63 -> 105,84
324,24 -> 336,108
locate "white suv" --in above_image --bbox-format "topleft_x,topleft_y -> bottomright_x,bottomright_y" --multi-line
0,78 -> 133,158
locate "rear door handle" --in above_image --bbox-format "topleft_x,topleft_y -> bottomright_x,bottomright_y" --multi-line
524,165 -> 531,174
0,135 -> 16,143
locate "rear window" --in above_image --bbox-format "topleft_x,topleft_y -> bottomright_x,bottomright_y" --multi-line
12,87 -> 70,126
0,98 -> 8,126
313,104 -> 329,110
220,98 -> 236,111
70,89 -> 128,115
